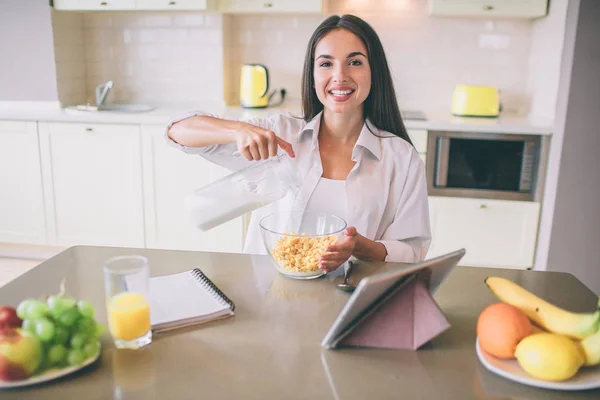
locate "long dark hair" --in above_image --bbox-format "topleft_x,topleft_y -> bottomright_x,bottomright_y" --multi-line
301,14 -> 413,145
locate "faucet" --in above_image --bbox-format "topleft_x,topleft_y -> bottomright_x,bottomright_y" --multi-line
95,81 -> 114,108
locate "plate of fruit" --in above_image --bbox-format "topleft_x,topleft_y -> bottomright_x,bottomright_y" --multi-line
475,276 -> 600,391
0,280 -> 105,388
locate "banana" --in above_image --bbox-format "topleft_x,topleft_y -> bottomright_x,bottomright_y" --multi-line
579,328 -> 600,366
485,277 -> 600,340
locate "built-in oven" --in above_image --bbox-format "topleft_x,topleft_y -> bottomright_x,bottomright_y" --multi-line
426,131 -> 549,201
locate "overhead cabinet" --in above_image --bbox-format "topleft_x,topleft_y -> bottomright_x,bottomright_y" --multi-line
219,0 -> 323,13
52,0 -> 218,11
135,0 -> 218,10
428,0 -> 548,19
52,0 -> 136,10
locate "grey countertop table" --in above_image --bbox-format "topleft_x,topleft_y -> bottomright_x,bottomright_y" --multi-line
0,245 -> 598,399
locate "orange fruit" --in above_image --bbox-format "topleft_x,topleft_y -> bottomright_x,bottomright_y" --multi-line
477,302 -> 533,359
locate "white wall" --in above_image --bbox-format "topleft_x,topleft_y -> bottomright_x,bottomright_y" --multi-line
51,11 -> 227,107
51,0 -> 536,113
0,0 -> 58,103
544,0 -> 600,296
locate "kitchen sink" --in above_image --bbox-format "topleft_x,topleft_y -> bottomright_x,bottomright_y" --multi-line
65,103 -> 155,114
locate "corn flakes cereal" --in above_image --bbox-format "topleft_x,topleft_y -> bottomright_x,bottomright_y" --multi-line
271,232 -> 338,272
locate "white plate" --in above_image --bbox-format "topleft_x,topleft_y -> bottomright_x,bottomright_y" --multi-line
0,345 -> 100,389
476,337 -> 600,391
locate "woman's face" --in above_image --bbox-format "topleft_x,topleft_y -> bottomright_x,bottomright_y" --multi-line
313,28 -> 371,115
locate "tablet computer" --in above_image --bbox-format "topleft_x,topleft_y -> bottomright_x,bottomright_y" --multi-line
321,248 -> 466,349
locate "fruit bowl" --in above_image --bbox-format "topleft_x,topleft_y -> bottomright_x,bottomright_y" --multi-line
259,211 -> 347,280
476,338 -> 600,391
0,341 -> 101,389
0,280 -> 106,388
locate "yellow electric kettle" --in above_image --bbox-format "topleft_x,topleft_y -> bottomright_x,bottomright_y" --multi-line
240,64 -> 269,108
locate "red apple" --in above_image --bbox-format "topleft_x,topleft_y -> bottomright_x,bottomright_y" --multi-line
0,306 -> 22,329
0,328 -> 43,381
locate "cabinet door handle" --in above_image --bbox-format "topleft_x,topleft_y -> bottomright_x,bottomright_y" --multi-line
479,204 -> 488,209
100,1 -> 108,5
168,1 -> 176,5
264,2 -> 273,8
85,127 -> 93,132
482,5 -> 494,11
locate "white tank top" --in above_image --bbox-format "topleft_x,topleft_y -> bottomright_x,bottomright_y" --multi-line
305,177 -> 348,222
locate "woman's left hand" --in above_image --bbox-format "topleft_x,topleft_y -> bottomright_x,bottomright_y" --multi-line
318,227 -> 358,273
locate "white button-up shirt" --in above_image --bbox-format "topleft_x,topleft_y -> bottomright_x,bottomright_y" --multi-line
166,111 -> 431,263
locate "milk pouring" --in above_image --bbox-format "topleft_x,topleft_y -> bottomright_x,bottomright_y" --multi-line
185,153 -> 301,231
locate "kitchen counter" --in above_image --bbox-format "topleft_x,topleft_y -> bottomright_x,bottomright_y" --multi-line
0,102 -> 554,135
0,246 -> 597,399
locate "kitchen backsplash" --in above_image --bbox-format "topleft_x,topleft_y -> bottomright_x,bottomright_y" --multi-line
51,0 -> 538,114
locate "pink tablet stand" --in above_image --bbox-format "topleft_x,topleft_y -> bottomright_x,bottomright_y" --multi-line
339,277 -> 451,350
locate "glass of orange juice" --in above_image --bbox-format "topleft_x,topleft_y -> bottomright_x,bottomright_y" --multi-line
103,255 -> 152,349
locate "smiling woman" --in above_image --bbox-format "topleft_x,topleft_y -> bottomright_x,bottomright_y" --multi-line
165,14 -> 431,273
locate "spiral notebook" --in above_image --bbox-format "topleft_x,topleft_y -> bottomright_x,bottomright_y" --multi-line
148,268 -> 235,333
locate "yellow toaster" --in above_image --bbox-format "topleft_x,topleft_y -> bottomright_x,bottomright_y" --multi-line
452,85 -> 500,117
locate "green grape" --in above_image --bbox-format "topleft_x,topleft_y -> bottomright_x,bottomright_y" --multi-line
82,341 -> 100,359
27,300 -> 50,319
67,349 -> 85,366
38,355 -> 54,373
21,318 -> 36,333
70,332 -> 87,350
34,318 -> 56,342
47,344 -> 68,365
75,317 -> 95,336
16,299 -> 34,319
54,325 -> 69,346
77,300 -> 96,319
58,307 -> 81,327
48,295 -> 77,317
94,322 -> 107,338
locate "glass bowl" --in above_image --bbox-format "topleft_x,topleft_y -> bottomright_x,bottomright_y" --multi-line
259,211 -> 347,280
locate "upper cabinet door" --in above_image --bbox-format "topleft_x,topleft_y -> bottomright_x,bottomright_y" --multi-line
53,0 -> 136,10
428,0 -> 548,19
219,0 -> 323,14
135,0 -> 218,11
0,121 -> 47,245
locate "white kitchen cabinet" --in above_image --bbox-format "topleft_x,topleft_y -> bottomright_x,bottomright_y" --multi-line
427,197 -> 540,269
53,0 -> 218,11
135,0 -> 218,10
0,121 -> 47,245
141,125 -> 245,253
219,0 -> 323,14
428,0 -> 548,19
53,0 -> 136,11
38,122 -> 145,248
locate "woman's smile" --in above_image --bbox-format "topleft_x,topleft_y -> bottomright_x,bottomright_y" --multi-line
328,85 -> 356,101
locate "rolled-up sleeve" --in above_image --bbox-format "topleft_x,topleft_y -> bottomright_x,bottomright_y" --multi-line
377,152 -> 432,263
164,110 -> 279,172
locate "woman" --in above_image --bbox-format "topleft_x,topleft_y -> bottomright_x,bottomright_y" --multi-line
166,14 -> 431,272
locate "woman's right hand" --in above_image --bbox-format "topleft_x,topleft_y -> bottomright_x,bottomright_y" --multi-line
235,122 -> 295,161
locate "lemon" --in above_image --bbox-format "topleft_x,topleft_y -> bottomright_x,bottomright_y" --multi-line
515,333 -> 584,381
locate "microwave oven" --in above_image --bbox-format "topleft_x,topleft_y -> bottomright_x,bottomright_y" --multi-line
426,131 -> 548,202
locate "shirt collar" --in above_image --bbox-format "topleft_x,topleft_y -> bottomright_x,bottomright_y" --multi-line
299,111 -> 381,161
